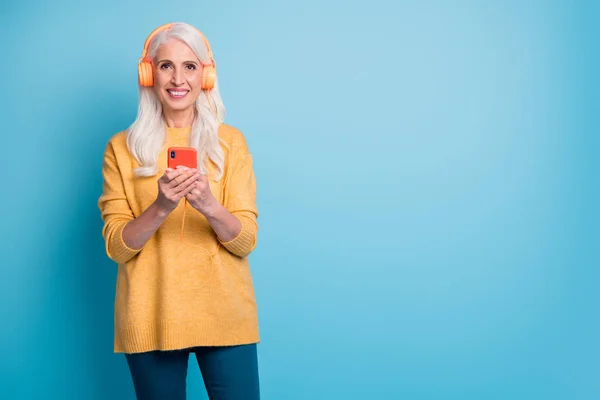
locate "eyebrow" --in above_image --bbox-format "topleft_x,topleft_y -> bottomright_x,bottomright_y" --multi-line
157,59 -> 199,65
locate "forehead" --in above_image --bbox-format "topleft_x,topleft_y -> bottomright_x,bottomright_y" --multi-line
154,38 -> 199,61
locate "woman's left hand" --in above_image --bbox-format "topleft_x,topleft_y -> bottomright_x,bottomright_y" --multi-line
185,174 -> 218,216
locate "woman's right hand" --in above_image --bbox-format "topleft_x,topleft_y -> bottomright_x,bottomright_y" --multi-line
155,166 -> 200,214
120,167 -> 199,252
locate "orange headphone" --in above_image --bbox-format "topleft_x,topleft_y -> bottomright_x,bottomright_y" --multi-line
138,22 -> 217,90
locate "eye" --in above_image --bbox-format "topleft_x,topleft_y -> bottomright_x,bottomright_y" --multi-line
160,63 -> 172,70
186,64 -> 196,70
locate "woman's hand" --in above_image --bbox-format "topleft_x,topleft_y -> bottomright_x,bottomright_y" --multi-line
185,173 -> 218,216
120,167 -> 198,252
155,166 -> 200,214
185,173 -> 242,242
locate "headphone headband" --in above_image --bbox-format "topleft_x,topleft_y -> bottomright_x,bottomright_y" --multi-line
139,22 -> 215,67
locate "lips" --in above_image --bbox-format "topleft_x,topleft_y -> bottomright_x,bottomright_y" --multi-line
167,89 -> 189,99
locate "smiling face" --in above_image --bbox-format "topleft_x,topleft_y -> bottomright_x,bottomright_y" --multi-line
152,38 -> 204,116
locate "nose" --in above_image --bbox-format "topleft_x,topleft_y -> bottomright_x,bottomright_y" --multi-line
171,67 -> 184,85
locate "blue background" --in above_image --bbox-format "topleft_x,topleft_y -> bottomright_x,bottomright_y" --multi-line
1,0 -> 598,398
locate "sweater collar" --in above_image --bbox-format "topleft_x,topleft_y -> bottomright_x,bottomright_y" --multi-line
167,126 -> 191,139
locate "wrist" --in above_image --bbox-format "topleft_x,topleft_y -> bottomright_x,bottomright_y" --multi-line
202,199 -> 222,219
151,200 -> 171,219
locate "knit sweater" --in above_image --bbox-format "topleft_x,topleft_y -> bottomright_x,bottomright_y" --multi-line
97,123 -> 260,354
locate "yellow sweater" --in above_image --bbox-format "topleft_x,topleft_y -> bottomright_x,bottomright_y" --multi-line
98,123 -> 260,354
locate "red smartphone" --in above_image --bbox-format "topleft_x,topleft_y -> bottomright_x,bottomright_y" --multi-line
167,147 -> 197,169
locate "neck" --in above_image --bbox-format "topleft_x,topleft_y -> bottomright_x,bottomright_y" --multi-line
163,107 -> 195,128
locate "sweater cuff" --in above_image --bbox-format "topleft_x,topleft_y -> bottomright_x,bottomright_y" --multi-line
219,217 -> 256,257
107,221 -> 142,263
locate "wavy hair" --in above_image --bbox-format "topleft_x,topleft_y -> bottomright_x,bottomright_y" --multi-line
126,22 -> 226,180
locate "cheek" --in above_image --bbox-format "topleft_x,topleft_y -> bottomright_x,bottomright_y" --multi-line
187,70 -> 203,90
157,70 -> 172,86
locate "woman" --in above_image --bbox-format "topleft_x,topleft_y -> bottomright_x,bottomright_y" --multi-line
97,22 -> 261,400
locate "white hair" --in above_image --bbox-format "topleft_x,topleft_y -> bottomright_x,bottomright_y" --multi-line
126,22 -> 226,180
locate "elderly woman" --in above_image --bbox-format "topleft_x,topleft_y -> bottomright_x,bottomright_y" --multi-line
98,22 -> 261,400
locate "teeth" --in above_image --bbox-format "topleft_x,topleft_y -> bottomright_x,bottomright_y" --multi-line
168,90 -> 187,96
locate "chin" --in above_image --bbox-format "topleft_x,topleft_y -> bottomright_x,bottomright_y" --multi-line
162,96 -> 196,111
167,102 -> 194,112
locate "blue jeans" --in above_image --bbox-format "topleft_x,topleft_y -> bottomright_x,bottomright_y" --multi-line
125,343 -> 260,400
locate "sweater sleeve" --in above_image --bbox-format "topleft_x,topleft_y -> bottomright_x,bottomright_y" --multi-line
97,140 -> 141,264
218,134 -> 259,258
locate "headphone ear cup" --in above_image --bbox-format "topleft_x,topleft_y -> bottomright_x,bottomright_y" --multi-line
202,65 -> 216,90
138,61 -> 154,87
